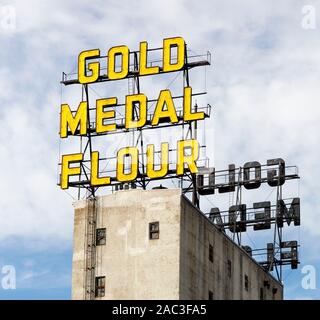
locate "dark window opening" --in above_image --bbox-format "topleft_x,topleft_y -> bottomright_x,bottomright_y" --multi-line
95,276 -> 105,297
227,259 -> 232,278
96,228 -> 106,246
245,275 -> 249,291
260,287 -> 264,300
149,222 -> 159,240
209,244 -> 213,262
263,280 -> 270,289
208,290 -> 213,300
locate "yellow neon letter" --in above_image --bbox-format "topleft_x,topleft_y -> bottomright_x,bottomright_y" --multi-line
151,89 -> 178,126
125,94 -> 147,129
117,147 -> 139,182
146,143 -> 169,179
61,153 -> 83,189
78,49 -> 100,84
91,151 -> 111,186
108,45 -> 129,80
139,41 -> 160,76
183,87 -> 205,121
163,37 -> 185,72
177,139 -> 199,175
96,98 -> 117,133
60,101 -> 87,138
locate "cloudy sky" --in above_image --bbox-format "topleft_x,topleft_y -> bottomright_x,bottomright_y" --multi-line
0,0 -> 319,299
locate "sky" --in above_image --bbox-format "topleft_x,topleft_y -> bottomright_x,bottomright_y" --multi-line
0,0 -> 319,299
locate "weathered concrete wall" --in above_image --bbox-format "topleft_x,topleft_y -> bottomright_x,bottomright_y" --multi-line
179,196 -> 283,300
72,188 -> 181,300
71,188 -> 283,300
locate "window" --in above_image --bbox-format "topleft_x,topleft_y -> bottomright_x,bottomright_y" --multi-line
260,287 -> 264,300
227,260 -> 232,278
149,222 -> 159,240
96,228 -> 106,246
208,290 -> 213,300
244,275 -> 249,291
95,276 -> 105,297
209,244 -> 213,262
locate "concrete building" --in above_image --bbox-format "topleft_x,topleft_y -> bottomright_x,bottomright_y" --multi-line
72,188 -> 283,300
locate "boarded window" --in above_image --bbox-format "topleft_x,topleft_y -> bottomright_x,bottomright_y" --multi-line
227,260 -> 232,278
149,222 -> 159,240
96,228 -> 106,246
95,276 -> 105,297
245,275 -> 249,291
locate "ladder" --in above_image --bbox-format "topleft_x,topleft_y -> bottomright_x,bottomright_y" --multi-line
84,198 -> 97,300
128,76 -> 135,95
